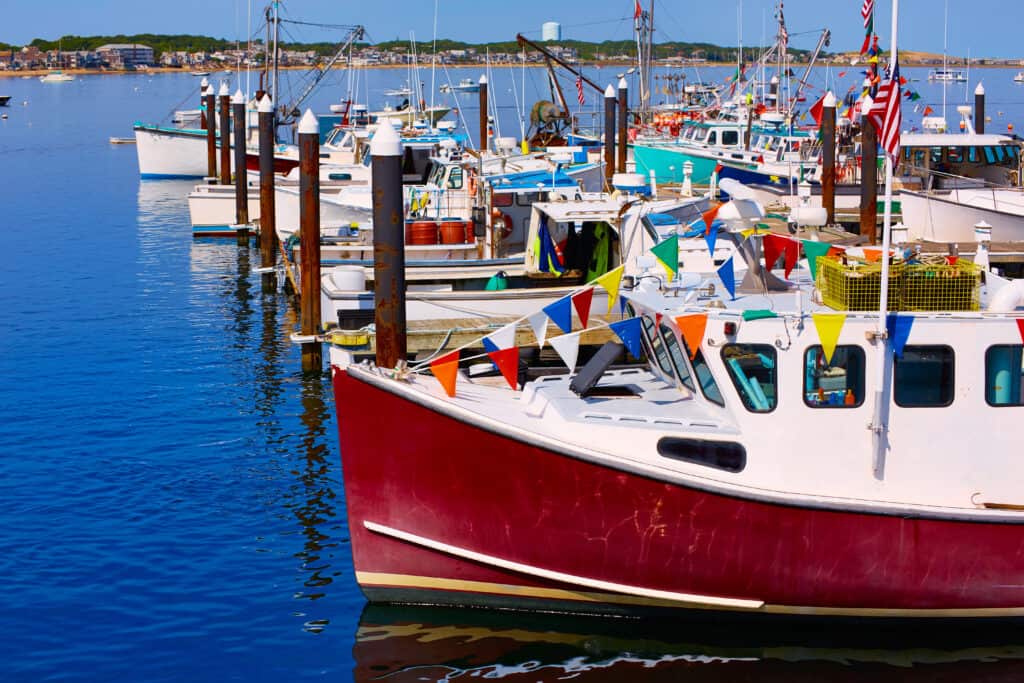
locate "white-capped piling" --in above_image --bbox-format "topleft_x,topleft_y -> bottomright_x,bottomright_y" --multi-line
822,91 -> 837,225
257,95 -> 276,273
478,75 -> 489,153
975,83 -> 986,134
218,81 -> 231,186
204,84 -> 217,179
604,84 -> 616,188
298,109 -> 321,370
232,90 -> 249,243
617,77 -> 628,173
371,116 -> 407,369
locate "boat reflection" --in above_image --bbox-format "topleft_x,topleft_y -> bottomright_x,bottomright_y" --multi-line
354,604 -> 1024,681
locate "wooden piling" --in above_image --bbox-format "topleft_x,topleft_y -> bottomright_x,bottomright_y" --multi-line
257,94 -> 276,279
218,82 -> 231,186
232,90 -> 249,245
199,77 -> 209,130
604,84 -> 616,188
371,113 -> 407,369
617,77 -> 628,174
298,109 -> 322,371
204,85 -> 217,179
859,95 -> 878,244
478,75 -> 489,153
975,83 -> 985,134
821,91 -> 837,225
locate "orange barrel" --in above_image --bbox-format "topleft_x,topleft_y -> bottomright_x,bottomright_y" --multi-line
464,219 -> 476,243
439,218 -> 470,244
405,220 -> 439,245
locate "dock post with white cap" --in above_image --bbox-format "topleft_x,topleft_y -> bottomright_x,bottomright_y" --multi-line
617,77 -> 628,173
975,82 -> 985,134
604,84 -> 616,189
371,114 -> 407,370
298,109 -> 321,371
199,77 -> 209,130
204,82 -> 217,180
232,89 -> 249,244
218,81 -> 231,186
258,94 -> 276,278
822,91 -> 837,225
859,89 -> 878,244
478,75 -> 488,153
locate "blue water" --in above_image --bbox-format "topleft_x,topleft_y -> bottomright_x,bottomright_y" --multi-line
3,66 -> 1024,681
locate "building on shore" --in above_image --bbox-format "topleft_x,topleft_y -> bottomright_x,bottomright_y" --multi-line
542,22 -> 562,42
96,44 -> 154,68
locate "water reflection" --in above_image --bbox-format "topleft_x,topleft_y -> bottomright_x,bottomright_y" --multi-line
355,605 -> 1024,681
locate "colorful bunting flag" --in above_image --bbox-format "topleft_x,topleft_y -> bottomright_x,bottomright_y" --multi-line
886,313 -> 914,359
543,296 -> 573,334
651,234 -> 679,282
527,311 -> 549,349
717,256 -> 736,300
609,317 -> 643,358
862,247 -> 882,263
802,240 -> 832,281
674,314 -> 708,359
484,321 -> 517,352
487,346 -> 520,390
550,333 -> 580,372
764,233 -> 798,279
572,287 -> 595,329
809,94 -> 825,127
812,313 -> 847,365
1016,318 -> 1024,344
429,350 -> 460,397
702,204 -> 721,234
595,265 -> 625,314
705,222 -> 719,258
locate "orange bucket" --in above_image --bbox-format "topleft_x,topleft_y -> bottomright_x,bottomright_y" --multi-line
440,219 -> 472,244
405,220 -> 439,245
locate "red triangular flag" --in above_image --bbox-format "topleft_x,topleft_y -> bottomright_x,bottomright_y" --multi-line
763,233 -> 785,273
655,312 -> 663,326
809,95 -> 825,127
1016,319 -> 1024,344
702,204 -> 721,235
783,238 -> 798,278
487,347 -> 520,390
756,154 -> 765,164
714,162 -> 724,174
572,287 -> 594,329
429,350 -> 460,397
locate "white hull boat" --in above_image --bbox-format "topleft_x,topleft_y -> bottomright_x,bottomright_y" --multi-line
187,183 -> 261,236
901,188 -> 1024,243
134,125 -> 211,179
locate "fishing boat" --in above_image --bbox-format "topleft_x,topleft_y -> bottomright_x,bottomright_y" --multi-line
384,84 -> 414,98
928,69 -> 966,82
39,71 -> 75,83
1015,72 -> 1024,84
191,70 -> 210,77
439,78 -> 480,94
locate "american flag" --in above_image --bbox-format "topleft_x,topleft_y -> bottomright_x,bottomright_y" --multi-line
868,61 -> 901,162
861,0 -> 875,28
576,75 -> 585,106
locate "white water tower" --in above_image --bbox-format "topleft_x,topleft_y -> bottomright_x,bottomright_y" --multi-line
542,22 -> 561,41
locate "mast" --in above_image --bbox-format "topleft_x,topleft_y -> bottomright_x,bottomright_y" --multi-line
271,0 -> 280,111
942,0 -> 948,121
871,0 -> 900,476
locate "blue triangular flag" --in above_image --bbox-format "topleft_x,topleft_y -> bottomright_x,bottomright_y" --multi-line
609,317 -> 643,359
481,338 -> 499,354
886,313 -> 914,358
718,256 -> 736,300
543,296 -> 573,334
705,221 -> 719,257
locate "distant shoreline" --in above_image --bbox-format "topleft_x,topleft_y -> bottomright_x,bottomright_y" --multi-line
3,61 -> 1021,80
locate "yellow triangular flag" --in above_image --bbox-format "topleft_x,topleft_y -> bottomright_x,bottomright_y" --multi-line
656,258 -> 675,283
595,265 -> 625,314
812,313 -> 847,365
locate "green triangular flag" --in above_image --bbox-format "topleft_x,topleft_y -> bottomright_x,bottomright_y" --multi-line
651,235 -> 679,281
802,240 -> 832,282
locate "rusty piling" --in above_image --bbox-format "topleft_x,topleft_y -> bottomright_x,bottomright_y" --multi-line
371,112 -> 407,369
218,81 -> 231,186
232,90 -> 249,245
617,77 -> 628,174
975,82 -> 985,134
604,84 -> 616,188
298,109 -> 321,371
478,74 -> 489,153
258,94 -> 276,283
859,91 -> 878,244
822,91 -> 837,225
204,84 -> 217,179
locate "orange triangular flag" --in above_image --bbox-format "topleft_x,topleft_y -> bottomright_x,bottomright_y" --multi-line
674,313 -> 708,359
487,347 -> 520,390
862,248 -> 882,263
429,350 -> 460,397
572,287 -> 594,329
702,204 -> 721,235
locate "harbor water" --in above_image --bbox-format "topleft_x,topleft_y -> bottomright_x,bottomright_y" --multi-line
3,66 -> 1024,680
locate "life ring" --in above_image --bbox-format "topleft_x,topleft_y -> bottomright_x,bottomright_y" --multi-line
467,172 -> 478,196
491,208 -> 514,240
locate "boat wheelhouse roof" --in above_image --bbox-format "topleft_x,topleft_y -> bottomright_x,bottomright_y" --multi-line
902,132 -> 1019,148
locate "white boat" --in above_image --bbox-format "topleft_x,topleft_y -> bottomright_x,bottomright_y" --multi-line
1015,72 -> 1024,84
439,78 -> 480,94
901,187 -> 1024,243
384,85 -> 413,98
187,182 -> 262,236
39,71 -> 75,83
191,71 -> 210,77
928,69 -> 966,82
134,124 -> 210,179
370,105 -> 451,126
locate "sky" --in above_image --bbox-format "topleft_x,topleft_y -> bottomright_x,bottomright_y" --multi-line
3,0 -> 1023,58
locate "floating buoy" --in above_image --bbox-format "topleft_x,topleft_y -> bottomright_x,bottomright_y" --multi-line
1010,123 -> 1016,132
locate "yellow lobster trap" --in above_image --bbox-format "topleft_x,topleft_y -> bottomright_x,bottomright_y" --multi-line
816,256 -> 982,311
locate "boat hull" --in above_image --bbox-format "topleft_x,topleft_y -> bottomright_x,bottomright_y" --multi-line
187,184 -> 261,236
901,189 -> 1024,242
333,367 -> 1024,619
134,125 -> 210,179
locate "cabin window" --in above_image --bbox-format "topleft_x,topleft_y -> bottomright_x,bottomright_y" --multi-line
948,147 -> 964,163
984,147 -> 997,164
721,344 -> 778,412
803,345 -> 866,408
968,147 -> 979,163
894,345 -> 955,407
517,192 -> 539,206
660,324 -> 695,390
996,146 -> 1008,163
985,345 -> 1024,406
657,437 -> 746,473
447,167 -> 463,189
930,147 -> 943,165
692,349 -> 725,406
913,149 -> 926,168
492,192 -> 514,207
721,130 -> 739,146
707,131 -> 718,145
640,315 -> 674,379
1008,146 -> 1021,160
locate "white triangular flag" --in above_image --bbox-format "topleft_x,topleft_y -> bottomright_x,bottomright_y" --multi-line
527,311 -> 549,349
549,333 -> 580,373
485,321 -> 517,350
